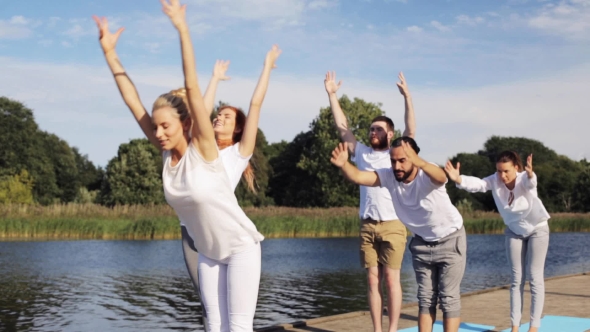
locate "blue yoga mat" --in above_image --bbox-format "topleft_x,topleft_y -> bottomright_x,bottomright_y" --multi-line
399,321 -> 495,332
500,315 -> 590,332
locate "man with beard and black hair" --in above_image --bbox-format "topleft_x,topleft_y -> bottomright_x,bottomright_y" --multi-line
324,71 -> 415,332
330,137 -> 466,332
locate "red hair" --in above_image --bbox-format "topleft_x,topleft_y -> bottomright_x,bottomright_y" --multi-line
216,106 -> 256,193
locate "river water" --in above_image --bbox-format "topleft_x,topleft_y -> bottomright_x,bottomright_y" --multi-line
1,232 -> 588,331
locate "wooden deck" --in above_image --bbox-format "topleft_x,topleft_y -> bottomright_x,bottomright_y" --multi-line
256,272 -> 590,332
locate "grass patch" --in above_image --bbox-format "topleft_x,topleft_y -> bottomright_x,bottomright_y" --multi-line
0,204 -> 588,240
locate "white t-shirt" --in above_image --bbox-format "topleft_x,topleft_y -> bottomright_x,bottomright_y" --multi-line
351,142 -> 398,221
376,165 -> 463,242
457,172 -> 550,236
219,143 -> 252,190
162,142 -> 264,261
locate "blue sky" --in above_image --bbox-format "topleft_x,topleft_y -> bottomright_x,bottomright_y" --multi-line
1,0 -> 589,166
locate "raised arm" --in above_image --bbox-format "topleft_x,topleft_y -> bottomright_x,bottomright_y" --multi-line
330,143 -> 380,186
397,72 -> 416,138
522,154 -> 537,190
92,16 -> 160,150
402,141 -> 447,186
162,0 -> 217,161
324,72 -> 357,155
444,160 -> 492,192
203,60 -> 230,116
239,45 -> 281,157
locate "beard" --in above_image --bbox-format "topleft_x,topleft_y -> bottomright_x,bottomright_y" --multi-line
369,135 -> 389,150
394,167 -> 415,182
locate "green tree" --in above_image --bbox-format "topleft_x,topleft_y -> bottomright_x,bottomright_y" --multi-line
479,136 -> 558,165
235,129 -> 274,207
267,131 -> 321,206
0,97 -> 60,204
39,132 -> 80,203
72,147 -> 104,191
297,95 -> 387,207
445,152 -> 496,211
267,95 -> 389,207
99,139 -> 164,206
0,170 -> 34,204
572,159 -> 590,212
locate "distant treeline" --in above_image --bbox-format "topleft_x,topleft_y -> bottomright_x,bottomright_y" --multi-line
1,96 -> 589,213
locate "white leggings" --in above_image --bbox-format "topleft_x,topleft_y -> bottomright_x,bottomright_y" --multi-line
197,243 -> 261,332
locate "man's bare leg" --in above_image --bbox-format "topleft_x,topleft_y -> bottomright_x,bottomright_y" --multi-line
443,317 -> 460,332
368,266 -> 383,332
418,312 -> 435,332
384,267 -> 402,332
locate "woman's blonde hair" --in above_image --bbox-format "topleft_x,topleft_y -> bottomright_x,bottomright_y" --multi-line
152,88 -> 190,122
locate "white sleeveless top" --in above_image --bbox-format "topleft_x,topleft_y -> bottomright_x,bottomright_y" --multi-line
162,142 -> 264,261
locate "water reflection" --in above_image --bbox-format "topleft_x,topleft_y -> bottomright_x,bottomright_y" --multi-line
0,233 -> 588,331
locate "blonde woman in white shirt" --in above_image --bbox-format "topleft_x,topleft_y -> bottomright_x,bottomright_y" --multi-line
445,151 -> 550,332
93,1 -> 279,330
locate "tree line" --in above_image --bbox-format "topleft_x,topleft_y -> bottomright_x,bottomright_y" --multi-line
1,96 -> 588,212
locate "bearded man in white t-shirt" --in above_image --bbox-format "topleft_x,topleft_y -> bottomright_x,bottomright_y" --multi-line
331,137 -> 466,332
324,71 -> 416,332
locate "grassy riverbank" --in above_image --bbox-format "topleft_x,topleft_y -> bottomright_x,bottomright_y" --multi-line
0,204 -> 589,240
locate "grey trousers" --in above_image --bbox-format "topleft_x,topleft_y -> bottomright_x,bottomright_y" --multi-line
505,225 -> 549,328
408,227 -> 467,319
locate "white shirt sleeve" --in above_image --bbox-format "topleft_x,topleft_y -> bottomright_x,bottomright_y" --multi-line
457,174 -> 494,193
375,168 -> 394,189
351,141 -> 367,164
521,172 -> 537,190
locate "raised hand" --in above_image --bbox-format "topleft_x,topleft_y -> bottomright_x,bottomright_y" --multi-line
264,44 -> 282,69
396,72 -> 411,97
401,140 -> 425,168
525,154 -> 533,178
92,16 -> 124,54
330,142 -> 349,168
444,160 -> 462,183
160,0 -> 187,29
324,71 -> 342,95
213,60 -> 231,81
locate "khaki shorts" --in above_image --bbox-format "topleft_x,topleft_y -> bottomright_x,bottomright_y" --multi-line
360,218 -> 407,269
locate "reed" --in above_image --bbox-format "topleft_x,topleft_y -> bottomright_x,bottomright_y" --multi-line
0,204 -> 588,240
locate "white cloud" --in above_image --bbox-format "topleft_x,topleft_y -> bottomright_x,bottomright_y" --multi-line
406,25 -> 423,33
47,17 -> 62,28
308,0 -> 338,9
38,39 -> 53,46
63,19 -> 95,39
0,16 -> 34,39
528,0 -> 590,39
10,16 -> 29,25
1,56 -> 588,167
430,20 -> 451,32
456,15 -> 485,26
